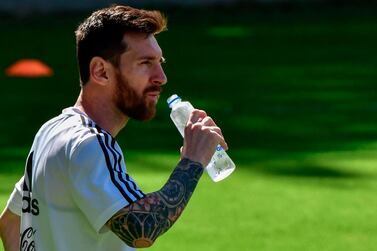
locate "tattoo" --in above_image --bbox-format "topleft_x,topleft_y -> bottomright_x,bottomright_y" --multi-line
106,158 -> 203,248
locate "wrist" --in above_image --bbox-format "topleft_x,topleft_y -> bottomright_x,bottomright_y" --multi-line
180,157 -> 204,170
178,158 -> 205,180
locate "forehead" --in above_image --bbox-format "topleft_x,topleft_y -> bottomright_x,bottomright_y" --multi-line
122,32 -> 162,59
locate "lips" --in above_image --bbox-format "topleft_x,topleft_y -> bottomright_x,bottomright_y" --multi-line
144,86 -> 162,94
145,91 -> 160,103
146,91 -> 160,97
144,86 -> 162,102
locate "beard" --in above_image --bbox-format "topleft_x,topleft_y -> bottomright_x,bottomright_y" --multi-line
113,71 -> 161,121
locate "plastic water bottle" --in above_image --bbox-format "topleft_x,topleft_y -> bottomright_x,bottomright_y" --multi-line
167,94 -> 235,182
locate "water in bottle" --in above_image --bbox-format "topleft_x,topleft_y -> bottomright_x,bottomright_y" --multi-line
167,94 -> 235,182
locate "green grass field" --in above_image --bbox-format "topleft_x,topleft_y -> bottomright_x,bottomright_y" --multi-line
1,4 -> 377,250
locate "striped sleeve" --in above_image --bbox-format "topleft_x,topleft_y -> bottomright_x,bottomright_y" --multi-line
67,124 -> 144,233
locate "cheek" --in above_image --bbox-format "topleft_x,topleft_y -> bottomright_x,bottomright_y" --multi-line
122,65 -> 152,91
130,74 -> 150,91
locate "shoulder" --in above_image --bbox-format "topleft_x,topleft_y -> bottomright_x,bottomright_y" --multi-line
67,118 -> 117,164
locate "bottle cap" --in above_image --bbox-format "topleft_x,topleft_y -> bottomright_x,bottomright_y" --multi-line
167,94 -> 181,108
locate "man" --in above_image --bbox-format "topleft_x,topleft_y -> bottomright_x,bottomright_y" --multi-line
0,4 -> 228,251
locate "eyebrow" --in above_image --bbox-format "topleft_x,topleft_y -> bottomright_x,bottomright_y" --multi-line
139,56 -> 166,63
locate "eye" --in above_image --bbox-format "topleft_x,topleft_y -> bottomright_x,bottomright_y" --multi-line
141,60 -> 152,65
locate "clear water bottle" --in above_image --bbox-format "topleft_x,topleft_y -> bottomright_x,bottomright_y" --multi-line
167,94 -> 236,182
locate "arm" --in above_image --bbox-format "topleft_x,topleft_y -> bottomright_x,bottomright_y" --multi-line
107,110 -> 228,248
107,158 -> 203,248
0,208 -> 20,251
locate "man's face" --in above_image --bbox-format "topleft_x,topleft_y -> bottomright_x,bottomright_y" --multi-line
113,33 -> 167,121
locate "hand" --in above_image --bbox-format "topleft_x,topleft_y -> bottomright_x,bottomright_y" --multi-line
181,109 -> 228,167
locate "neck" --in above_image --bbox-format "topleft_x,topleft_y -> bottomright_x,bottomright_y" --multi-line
74,89 -> 129,137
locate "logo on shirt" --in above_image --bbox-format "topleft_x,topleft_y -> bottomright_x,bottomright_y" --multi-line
22,196 -> 39,215
20,227 -> 36,251
22,151 -> 40,216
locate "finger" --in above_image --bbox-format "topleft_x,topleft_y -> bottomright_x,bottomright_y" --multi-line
208,126 -> 223,137
200,118 -> 224,138
202,126 -> 228,151
189,109 -> 207,124
200,125 -> 222,136
216,136 -> 228,151
200,116 -> 217,127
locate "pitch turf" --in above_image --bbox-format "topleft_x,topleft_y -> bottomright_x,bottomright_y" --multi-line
1,4 -> 377,250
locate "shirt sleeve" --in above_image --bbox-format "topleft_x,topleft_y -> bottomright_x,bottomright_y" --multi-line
6,176 -> 24,216
67,134 -> 145,233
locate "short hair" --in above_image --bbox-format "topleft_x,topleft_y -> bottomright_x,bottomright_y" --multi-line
75,5 -> 167,85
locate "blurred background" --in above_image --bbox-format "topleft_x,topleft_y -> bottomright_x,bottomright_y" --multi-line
1,0 -> 377,250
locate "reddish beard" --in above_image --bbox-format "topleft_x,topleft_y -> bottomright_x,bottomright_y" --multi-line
114,71 -> 161,121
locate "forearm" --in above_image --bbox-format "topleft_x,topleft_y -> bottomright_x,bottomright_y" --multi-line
107,158 -> 204,248
0,208 -> 20,251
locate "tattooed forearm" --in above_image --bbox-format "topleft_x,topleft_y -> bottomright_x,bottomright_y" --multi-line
106,158 -> 204,248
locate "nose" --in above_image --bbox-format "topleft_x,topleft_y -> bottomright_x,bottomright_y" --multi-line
152,64 -> 167,86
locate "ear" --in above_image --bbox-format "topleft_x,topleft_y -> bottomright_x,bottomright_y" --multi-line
89,57 -> 112,86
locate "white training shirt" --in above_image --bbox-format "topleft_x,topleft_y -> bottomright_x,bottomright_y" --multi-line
6,107 -> 145,251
